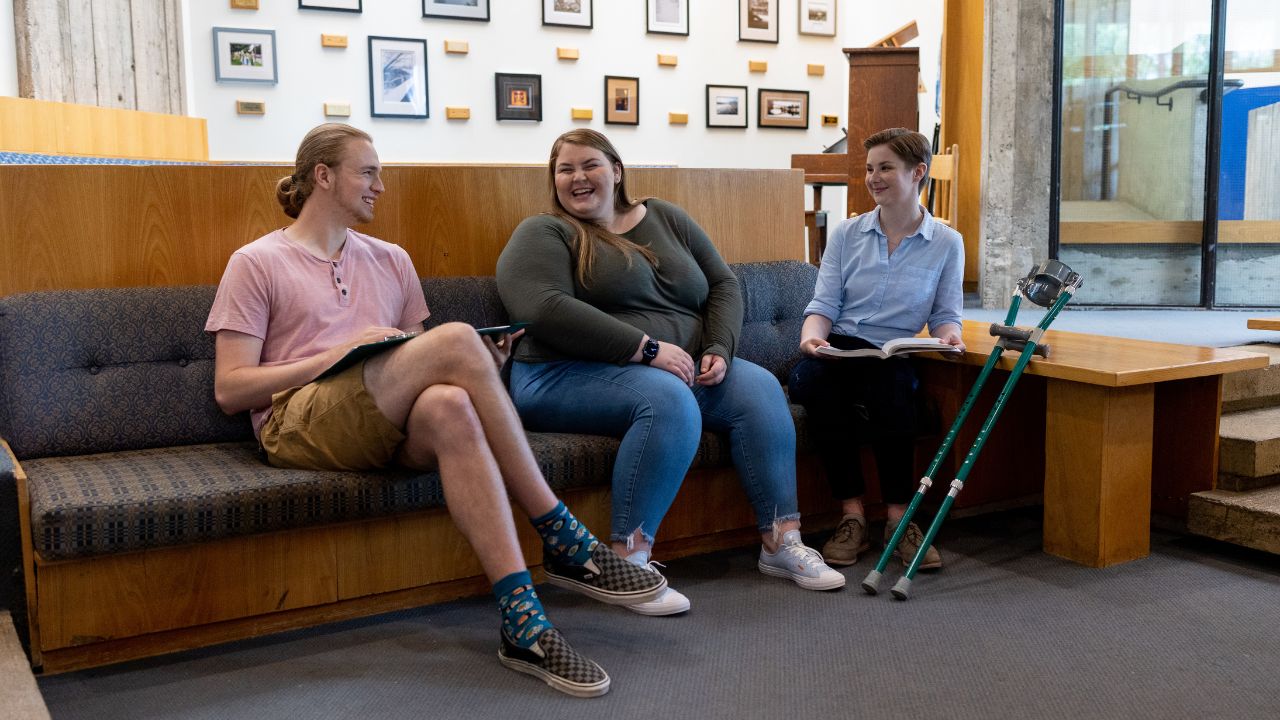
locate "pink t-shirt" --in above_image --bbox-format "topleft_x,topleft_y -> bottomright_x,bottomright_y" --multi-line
206,228 -> 431,435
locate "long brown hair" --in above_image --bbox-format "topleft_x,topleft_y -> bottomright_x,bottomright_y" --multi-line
276,123 -> 373,219
547,129 -> 657,287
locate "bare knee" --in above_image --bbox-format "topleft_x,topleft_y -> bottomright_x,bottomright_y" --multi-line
412,323 -> 495,377
404,384 -> 484,459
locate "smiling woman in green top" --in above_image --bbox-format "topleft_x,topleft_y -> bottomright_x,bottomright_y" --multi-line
497,129 -> 845,617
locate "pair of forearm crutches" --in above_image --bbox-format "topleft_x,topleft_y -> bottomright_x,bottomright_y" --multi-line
861,260 -> 1084,600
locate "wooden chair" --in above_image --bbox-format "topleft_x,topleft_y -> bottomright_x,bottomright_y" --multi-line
927,143 -> 960,228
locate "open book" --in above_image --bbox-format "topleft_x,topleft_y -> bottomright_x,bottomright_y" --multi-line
816,336 -> 960,360
315,332 -> 420,381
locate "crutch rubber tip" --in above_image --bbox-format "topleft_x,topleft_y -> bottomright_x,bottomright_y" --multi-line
890,577 -> 912,601
860,570 -> 882,595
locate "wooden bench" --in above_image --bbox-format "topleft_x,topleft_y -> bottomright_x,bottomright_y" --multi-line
1247,318 -> 1280,331
916,320 -> 1269,567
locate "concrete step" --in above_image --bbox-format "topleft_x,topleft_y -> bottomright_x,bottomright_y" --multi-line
1218,405 -> 1280,490
1223,344 -> 1280,413
1188,485 -> 1280,555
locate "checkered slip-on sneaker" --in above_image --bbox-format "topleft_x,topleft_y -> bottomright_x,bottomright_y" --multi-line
543,544 -> 667,605
498,628 -> 610,698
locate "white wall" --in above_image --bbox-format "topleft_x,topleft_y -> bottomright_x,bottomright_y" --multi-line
183,1 -> 942,167
1,0 -> 17,96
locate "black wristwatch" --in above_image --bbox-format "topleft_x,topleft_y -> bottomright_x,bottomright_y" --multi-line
640,338 -> 660,365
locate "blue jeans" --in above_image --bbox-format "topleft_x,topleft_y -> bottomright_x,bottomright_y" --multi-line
510,358 -> 800,543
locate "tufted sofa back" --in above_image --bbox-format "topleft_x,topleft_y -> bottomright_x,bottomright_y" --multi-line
0,261 -> 817,461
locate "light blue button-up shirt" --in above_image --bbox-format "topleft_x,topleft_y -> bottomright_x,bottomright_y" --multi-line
804,206 -> 964,348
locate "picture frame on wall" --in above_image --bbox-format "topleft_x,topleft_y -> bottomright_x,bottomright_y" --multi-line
495,73 -> 543,121
422,0 -> 490,22
542,0 -> 592,29
706,84 -> 748,128
298,0 -> 362,12
739,0 -> 779,43
757,88 -> 809,129
646,0 -> 689,36
368,36 -> 429,118
213,28 -> 278,84
604,76 -> 640,125
798,0 -> 837,36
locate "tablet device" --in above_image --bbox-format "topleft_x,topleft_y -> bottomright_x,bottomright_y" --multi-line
475,322 -> 529,337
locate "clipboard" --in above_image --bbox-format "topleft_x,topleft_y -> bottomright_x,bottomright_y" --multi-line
314,332 -> 419,381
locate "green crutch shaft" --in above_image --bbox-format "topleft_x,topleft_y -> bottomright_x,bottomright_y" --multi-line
863,293 -> 1023,589
896,289 -> 1076,590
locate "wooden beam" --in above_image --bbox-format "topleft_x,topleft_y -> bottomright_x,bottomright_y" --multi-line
1061,220 -> 1280,244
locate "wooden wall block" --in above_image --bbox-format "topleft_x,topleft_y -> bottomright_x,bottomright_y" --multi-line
668,112 -> 688,124
557,47 -> 579,60
821,114 -> 839,126
444,40 -> 469,54
807,63 -> 825,76
657,54 -> 678,67
321,34 -> 347,48
748,60 -> 768,73
229,0 -> 258,8
445,106 -> 471,120
324,102 -> 351,117
571,107 -> 593,120
236,100 -> 264,115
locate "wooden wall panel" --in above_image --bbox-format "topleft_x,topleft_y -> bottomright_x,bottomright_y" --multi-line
0,97 -> 208,161
941,0 -> 985,284
0,165 -> 804,296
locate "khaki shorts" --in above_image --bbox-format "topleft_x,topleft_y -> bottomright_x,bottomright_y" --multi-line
260,360 -> 405,471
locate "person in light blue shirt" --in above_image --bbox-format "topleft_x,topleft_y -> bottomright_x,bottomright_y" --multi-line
789,128 -> 964,572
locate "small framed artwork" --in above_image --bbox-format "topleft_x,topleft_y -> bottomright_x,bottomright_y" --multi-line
543,0 -> 592,29
422,0 -> 489,22
758,88 -> 809,129
212,27 -> 278,84
647,0 -> 688,36
495,73 -> 542,121
706,84 -> 748,128
604,75 -> 639,125
739,0 -> 779,43
368,36 -> 429,118
798,0 -> 837,37
298,0 -> 362,12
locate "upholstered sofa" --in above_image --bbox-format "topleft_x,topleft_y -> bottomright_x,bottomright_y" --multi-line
0,260 -> 827,673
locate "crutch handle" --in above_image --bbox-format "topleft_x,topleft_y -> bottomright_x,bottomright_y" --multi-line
989,324 -> 1050,358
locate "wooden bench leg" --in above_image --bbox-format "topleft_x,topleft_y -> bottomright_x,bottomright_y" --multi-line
1043,380 -> 1154,567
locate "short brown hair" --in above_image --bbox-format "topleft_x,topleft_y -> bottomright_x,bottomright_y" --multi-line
275,123 -> 373,219
863,127 -> 931,193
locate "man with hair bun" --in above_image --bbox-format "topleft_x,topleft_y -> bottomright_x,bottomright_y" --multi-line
205,123 -> 664,698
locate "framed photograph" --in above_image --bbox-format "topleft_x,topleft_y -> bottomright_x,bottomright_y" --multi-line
604,76 -> 639,125
757,88 -> 809,129
298,0 -> 362,12
739,0 -> 778,43
422,0 -> 490,22
706,84 -> 748,128
495,73 -> 542,121
647,0 -> 688,36
798,0 -> 837,36
212,28 -> 278,84
368,36 -> 428,118
543,0 -> 592,29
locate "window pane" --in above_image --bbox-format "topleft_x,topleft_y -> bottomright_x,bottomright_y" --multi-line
1058,0 -> 1211,305
1214,0 -> 1280,306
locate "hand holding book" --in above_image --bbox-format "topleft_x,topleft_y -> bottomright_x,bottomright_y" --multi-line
814,336 -> 962,360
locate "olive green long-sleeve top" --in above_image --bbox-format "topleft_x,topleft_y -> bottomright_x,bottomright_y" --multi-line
497,198 -> 743,366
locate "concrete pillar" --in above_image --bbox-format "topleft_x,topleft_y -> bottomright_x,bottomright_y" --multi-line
978,0 -> 1056,308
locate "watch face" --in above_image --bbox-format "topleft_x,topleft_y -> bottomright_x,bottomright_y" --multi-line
644,339 -> 660,360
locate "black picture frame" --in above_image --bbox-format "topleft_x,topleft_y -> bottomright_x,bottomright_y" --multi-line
646,0 -> 689,36
757,88 -> 809,129
422,0 -> 490,22
542,0 -> 592,29
739,0 -> 779,43
495,73 -> 543,121
368,36 -> 429,119
604,75 -> 640,125
705,84 -> 749,128
298,0 -> 362,12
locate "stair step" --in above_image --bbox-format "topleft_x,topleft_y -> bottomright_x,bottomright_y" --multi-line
1188,486 -> 1280,555
1223,344 -> 1280,412
1218,405 -> 1280,483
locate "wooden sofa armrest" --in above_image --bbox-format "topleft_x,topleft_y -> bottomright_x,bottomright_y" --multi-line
0,439 -> 40,668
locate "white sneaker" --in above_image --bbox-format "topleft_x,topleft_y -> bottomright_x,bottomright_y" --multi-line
758,529 -> 847,591
624,552 -> 690,616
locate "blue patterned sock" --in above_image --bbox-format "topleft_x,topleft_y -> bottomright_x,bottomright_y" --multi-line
531,501 -> 599,566
493,570 -> 552,649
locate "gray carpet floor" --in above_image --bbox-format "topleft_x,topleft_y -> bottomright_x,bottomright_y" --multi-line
36,510 -> 1280,720
964,306 -> 1280,348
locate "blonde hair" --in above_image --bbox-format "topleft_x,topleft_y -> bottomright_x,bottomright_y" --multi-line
547,129 -> 657,287
275,123 -> 373,219
864,127 -> 932,193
